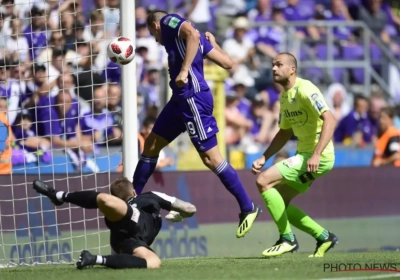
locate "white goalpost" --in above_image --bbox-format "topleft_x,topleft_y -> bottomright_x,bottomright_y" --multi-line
0,0 -> 136,267
121,0 -> 138,181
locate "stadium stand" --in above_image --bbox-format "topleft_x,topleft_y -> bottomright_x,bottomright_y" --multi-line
1,0 -> 400,175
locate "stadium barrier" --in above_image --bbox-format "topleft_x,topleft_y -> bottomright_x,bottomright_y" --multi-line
1,167 -> 399,265
11,146 -> 375,174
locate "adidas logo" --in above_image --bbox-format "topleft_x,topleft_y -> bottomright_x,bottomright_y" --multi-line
207,127 -> 213,133
239,219 -> 248,234
266,245 -> 281,253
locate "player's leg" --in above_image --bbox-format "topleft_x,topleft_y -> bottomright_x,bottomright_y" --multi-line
32,180 -> 128,222
76,246 -> 160,269
258,154 -> 338,257
275,184 -> 332,245
133,100 -> 186,194
255,165 -> 299,257
180,93 -> 260,238
275,159 -> 338,258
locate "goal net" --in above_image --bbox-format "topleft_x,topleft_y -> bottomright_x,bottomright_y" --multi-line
0,0 -> 130,266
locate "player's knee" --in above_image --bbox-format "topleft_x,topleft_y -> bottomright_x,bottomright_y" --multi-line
199,148 -> 223,170
146,256 -> 161,269
143,133 -> 167,156
256,174 -> 273,193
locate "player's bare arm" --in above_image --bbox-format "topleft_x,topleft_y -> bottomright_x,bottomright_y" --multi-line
252,128 -> 293,174
204,32 -> 233,69
176,22 -> 201,87
307,110 -> 336,172
171,198 -> 196,218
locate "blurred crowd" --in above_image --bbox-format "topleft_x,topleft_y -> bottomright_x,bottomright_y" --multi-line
0,0 -> 400,174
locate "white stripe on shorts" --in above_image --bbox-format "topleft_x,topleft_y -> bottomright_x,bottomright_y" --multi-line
187,97 -> 207,140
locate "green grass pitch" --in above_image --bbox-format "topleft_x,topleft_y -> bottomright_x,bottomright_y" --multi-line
1,252 -> 400,280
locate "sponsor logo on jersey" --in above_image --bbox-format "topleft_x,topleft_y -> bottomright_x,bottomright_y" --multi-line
310,93 -> 319,101
10,198 -> 72,264
314,100 -> 325,112
168,17 -> 181,29
284,109 -> 303,118
283,109 -> 308,127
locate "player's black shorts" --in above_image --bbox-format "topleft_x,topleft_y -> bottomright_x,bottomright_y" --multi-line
116,238 -> 154,254
109,202 -> 154,254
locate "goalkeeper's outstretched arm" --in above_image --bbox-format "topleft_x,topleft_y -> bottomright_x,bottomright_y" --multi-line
170,198 -> 196,218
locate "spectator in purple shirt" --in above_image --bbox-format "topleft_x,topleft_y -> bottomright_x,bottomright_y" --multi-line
103,60 -> 121,84
24,5 -> 49,61
334,94 -> 375,146
106,83 -> 122,135
38,90 -> 93,153
283,0 -> 321,40
80,85 -> 122,149
246,94 -> 276,144
0,59 -> 21,125
12,113 -> 51,163
248,0 -> 273,23
256,7 -> 286,59
323,0 -> 354,41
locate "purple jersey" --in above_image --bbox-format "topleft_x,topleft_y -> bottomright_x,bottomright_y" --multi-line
80,109 -> 114,142
160,14 -> 214,99
103,60 -> 121,84
325,13 -> 352,40
24,26 -> 48,60
334,111 -> 375,143
38,96 -> 80,140
237,98 -> 251,119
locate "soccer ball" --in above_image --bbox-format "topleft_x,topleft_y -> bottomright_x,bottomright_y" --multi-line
107,36 -> 135,65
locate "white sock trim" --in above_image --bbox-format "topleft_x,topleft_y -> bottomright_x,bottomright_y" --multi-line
96,255 -> 103,265
56,191 -> 65,202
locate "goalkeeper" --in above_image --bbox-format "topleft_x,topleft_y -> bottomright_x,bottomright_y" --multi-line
33,177 -> 196,269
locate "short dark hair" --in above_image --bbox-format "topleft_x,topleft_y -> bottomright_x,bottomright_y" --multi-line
278,52 -> 298,71
52,48 -> 67,59
381,107 -> 395,119
146,10 -> 168,26
353,94 -> 369,108
110,177 -> 134,201
142,116 -> 157,127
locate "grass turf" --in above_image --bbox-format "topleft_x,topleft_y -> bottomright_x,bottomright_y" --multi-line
1,252 -> 400,280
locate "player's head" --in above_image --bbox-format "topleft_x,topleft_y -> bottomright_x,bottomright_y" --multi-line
146,10 -> 168,45
272,52 -> 297,84
379,107 -> 395,132
353,94 -> 369,115
110,177 -> 137,201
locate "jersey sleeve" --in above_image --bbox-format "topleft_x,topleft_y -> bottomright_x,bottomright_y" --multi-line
301,82 -> 329,117
377,135 -> 400,157
150,191 -> 176,211
160,14 -> 187,38
387,136 -> 400,154
201,35 -> 214,57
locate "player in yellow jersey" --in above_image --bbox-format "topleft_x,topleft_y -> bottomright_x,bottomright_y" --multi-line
252,53 -> 338,258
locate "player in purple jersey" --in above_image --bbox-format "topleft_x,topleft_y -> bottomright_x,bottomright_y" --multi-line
131,10 -> 261,239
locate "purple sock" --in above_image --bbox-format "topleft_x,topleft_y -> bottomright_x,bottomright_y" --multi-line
133,155 -> 158,194
213,160 -> 253,212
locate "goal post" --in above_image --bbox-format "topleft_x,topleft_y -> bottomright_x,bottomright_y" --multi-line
0,0 -> 136,267
120,0 -> 138,181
